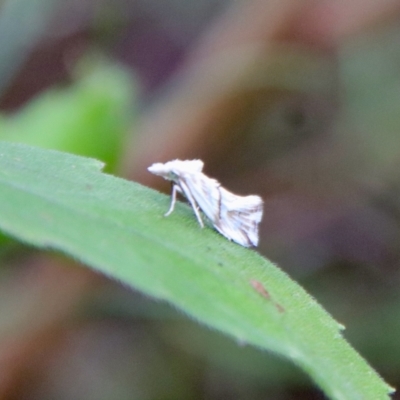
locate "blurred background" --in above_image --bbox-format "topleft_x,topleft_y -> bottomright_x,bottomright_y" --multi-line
1,0 -> 400,398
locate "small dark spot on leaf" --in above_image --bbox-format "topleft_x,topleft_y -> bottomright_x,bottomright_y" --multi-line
250,279 -> 271,300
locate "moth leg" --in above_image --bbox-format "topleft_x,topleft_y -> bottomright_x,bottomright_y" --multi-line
193,206 -> 204,228
180,182 -> 204,228
164,183 -> 180,217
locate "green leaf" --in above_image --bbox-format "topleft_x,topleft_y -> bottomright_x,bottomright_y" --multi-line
0,59 -> 134,173
0,142 -> 394,400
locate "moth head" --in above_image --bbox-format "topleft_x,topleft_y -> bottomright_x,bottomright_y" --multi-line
148,162 -> 173,179
148,159 -> 204,180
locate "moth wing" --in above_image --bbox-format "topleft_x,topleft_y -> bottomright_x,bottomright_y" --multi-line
215,188 -> 263,247
179,172 -> 221,223
179,172 -> 263,247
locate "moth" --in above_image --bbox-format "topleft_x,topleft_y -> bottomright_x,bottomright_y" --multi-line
148,159 -> 263,247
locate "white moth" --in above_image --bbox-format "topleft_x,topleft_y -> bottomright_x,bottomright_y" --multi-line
148,159 -> 263,247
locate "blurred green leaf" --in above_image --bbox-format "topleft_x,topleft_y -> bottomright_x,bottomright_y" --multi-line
0,59 -> 135,173
0,142 -> 394,400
